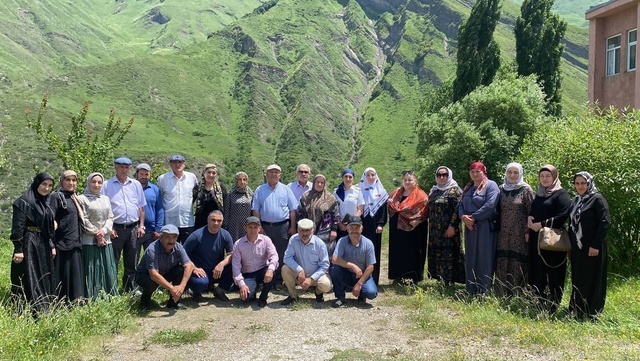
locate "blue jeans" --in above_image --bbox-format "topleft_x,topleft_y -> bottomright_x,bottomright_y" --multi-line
188,265 -> 234,294
242,267 -> 274,302
330,265 -> 378,300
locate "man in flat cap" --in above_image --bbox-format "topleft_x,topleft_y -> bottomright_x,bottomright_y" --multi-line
136,224 -> 194,310
280,218 -> 331,305
330,215 -> 378,308
135,162 -> 164,263
157,154 -> 198,244
251,164 -> 298,286
103,157 -> 147,292
232,216 -> 279,307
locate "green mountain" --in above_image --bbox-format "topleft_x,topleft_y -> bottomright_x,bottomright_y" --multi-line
0,0 -> 596,214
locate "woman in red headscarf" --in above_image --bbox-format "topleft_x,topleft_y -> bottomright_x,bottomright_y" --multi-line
458,162 -> 500,294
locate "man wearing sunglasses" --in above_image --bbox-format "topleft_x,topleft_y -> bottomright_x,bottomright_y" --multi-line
287,164 -> 313,201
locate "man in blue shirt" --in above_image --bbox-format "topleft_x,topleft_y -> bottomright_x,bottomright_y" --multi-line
252,164 -> 298,285
183,210 -> 234,302
330,215 -> 378,308
135,224 -> 194,311
135,163 -> 164,264
280,218 -> 331,305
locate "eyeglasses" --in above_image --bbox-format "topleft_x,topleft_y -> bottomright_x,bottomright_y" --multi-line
402,170 -> 414,175
297,170 -> 309,174
436,173 -> 448,178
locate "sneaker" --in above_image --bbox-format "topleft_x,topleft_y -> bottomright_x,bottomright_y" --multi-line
280,296 -> 296,306
212,286 -> 229,302
315,293 -> 324,303
332,298 -> 345,308
257,299 -> 268,308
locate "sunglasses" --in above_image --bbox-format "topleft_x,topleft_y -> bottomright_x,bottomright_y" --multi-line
402,170 -> 414,175
436,173 -> 448,178
298,170 -> 309,174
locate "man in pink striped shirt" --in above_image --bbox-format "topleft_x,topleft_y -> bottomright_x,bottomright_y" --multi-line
232,216 -> 279,307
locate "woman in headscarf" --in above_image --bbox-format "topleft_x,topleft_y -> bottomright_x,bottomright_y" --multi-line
458,162 -> 500,294
495,163 -> 534,296
333,169 -> 364,240
50,170 -> 85,302
77,173 -> 118,298
568,171 -> 610,319
223,171 -> 253,241
10,172 -> 57,313
427,166 -> 465,286
359,168 -> 388,285
298,174 -> 340,256
387,170 -> 429,284
527,164 -> 572,313
193,163 -> 227,229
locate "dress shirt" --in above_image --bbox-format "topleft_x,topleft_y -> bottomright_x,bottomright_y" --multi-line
103,177 -> 146,224
136,240 -> 191,275
157,171 -> 198,227
333,235 -> 376,272
283,234 -> 329,281
232,234 -> 279,287
334,186 -> 365,218
251,182 -> 299,223
287,181 -> 313,200
142,182 -> 164,232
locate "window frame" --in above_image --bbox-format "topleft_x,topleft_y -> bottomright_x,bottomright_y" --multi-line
606,34 -> 622,76
628,29 -> 637,72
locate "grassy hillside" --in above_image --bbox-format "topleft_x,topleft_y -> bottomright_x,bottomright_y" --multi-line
0,0 -> 591,230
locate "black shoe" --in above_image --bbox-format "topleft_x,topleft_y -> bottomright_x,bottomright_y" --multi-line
192,292 -> 203,302
332,298 -> 345,308
166,300 -> 187,310
139,302 -> 151,312
357,295 -> 366,303
257,299 -> 268,308
280,296 -> 296,306
212,286 -> 229,302
315,293 -> 324,303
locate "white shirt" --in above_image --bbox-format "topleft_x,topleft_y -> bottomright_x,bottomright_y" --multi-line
334,186 -> 365,218
157,171 -> 198,227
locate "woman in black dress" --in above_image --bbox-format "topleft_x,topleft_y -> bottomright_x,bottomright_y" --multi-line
359,167 -> 388,285
50,170 -> 85,303
527,165 -> 571,313
10,172 -> 57,313
569,171 -> 610,319
193,163 -> 227,229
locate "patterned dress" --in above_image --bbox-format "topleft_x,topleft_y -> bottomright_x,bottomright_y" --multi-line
427,187 -> 465,284
223,187 -> 253,241
495,185 -> 534,295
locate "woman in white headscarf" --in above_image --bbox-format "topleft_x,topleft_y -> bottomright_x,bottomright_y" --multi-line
77,172 -> 118,298
568,171 -> 610,319
359,167 -> 388,285
427,166 -> 465,286
495,162 -> 534,296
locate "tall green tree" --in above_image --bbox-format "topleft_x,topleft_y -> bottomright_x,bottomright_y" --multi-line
26,94 -> 134,187
514,0 -> 567,117
452,0 -> 502,102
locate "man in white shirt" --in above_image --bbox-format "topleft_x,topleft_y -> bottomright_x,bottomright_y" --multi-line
157,154 -> 198,243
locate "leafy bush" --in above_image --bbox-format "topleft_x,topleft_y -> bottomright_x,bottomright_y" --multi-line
416,74 -> 547,185
519,106 -> 640,275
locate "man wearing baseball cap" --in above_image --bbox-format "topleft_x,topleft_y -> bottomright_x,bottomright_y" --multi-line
251,164 -> 298,287
232,216 -> 279,307
135,162 -> 164,263
280,218 -> 331,305
157,154 -> 198,243
103,156 -> 147,292
329,215 -> 377,308
135,224 -> 194,311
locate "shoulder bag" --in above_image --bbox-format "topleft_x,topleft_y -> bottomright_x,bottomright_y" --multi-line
537,217 -> 571,268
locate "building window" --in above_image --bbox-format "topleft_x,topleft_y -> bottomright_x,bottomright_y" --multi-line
607,34 -> 621,76
628,29 -> 637,72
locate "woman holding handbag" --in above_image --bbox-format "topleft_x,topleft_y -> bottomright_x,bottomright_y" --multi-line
568,171 -> 610,320
527,165 -> 572,313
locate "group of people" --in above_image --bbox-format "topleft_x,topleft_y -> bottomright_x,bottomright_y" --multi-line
9,157 -> 610,319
